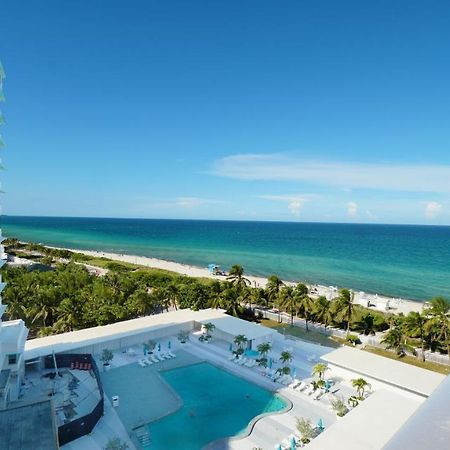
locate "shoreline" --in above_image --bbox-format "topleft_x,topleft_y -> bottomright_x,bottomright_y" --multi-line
54,246 -> 425,315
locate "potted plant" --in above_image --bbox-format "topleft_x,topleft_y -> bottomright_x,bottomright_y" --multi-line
177,330 -> 189,344
330,397 -> 349,418
296,417 -> 315,445
101,349 -> 114,371
104,437 -> 129,450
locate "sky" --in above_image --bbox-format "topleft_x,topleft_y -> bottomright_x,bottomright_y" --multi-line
1,0 -> 450,224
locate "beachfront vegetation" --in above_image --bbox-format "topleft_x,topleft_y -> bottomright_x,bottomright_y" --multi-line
3,239 -> 450,367
351,378 -> 371,399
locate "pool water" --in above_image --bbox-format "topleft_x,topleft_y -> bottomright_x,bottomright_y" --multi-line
144,362 -> 287,449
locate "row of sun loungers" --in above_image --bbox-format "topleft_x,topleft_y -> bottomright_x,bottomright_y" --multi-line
228,355 -> 258,368
138,351 -> 176,367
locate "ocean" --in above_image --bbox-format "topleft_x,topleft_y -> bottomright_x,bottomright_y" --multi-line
2,216 -> 450,302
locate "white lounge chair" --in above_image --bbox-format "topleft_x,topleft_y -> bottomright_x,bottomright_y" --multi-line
168,351 -> 176,358
238,358 -> 247,365
144,357 -> 153,365
150,354 -> 159,363
295,382 -> 307,392
288,379 -> 302,389
138,359 -> 147,368
313,390 -> 324,400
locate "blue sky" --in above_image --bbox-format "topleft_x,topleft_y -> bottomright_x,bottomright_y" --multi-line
1,0 -> 450,224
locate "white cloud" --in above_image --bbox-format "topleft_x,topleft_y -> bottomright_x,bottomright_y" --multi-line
212,153 -> 450,193
424,201 -> 442,219
260,194 -> 314,216
347,201 -> 358,217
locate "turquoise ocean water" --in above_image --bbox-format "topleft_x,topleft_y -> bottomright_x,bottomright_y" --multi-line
2,216 -> 450,301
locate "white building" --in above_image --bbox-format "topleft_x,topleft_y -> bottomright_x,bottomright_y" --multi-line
0,63 -> 29,409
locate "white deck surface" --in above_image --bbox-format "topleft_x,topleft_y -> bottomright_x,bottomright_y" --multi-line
24,308 -> 227,360
199,315 -> 277,340
322,346 -> 445,397
307,390 -> 421,450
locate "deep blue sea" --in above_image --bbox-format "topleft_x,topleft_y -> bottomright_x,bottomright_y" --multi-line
2,216 -> 450,301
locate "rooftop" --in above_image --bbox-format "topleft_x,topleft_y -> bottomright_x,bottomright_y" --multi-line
199,314 -> 276,340
25,308 -> 227,360
0,400 -> 59,450
307,390 -> 421,450
321,346 -> 445,397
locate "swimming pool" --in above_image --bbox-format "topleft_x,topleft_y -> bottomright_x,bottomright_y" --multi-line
144,362 -> 288,449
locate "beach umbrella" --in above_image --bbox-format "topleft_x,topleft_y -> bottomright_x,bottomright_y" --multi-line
269,357 -> 273,369
229,343 -> 233,352
290,436 -> 296,450
168,341 -> 171,349
292,368 -> 297,379
158,343 -> 161,352
277,445 -> 282,450
317,418 -> 324,431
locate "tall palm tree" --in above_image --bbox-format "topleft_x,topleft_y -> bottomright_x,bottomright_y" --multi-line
251,287 -> 269,316
54,297 -> 80,332
335,288 -> 356,334
425,296 -> 450,357
313,296 -> 333,328
381,327 -> 416,357
165,283 -> 181,310
257,342 -> 272,358
278,286 -> 299,326
295,284 -> 314,331
351,378 -> 371,399
265,275 -> 284,321
403,311 -> 427,362
227,265 -> 250,291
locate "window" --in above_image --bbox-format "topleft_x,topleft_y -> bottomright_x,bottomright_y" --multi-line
8,354 -> 17,365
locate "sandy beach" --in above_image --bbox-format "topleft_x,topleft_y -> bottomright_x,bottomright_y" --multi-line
57,247 -> 425,315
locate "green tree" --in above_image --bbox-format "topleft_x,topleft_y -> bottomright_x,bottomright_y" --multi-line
351,378 -> 371,399
227,265 -> 250,291
403,311 -> 427,362
381,327 -> 416,357
278,286 -> 299,325
265,275 -> 284,321
335,288 -> 357,334
313,296 -> 332,328
312,362 -> 328,380
295,284 -> 313,331
425,296 -> 450,357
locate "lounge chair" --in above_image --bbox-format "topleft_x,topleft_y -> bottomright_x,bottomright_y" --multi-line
295,382 -> 307,392
304,384 -> 315,395
288,379 -> 302,389
138,359 -> 147,368
282,376 -> 293,385
168,351 -> 176,358
313,390 -> 324,400
150,354 -> 159,363
238,357 -> 247,365
144,357 -> 153,365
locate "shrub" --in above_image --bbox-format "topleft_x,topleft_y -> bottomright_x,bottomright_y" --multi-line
346,334 -> 361,345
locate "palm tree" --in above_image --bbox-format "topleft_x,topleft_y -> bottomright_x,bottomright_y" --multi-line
351,378 -> 371,399
381,327 -> 416,357
165,283 -> 181,310
257,342 -> 272,367
278,286 -> 299,326
227,265 -> 250,291
203,322 -> 216,337
403,311 -> 427,362
234,334 -> 248,354
424,296 -> 450,357
257,342 -> 272,358
54,297 -> 80,332
279,350 -> 293,366
295,284 -> 314,331
265,275 -> 284,321
313,296 -> 333,328
335,288 -> 356,334
311,362 -> 328,380
220,285 -> 242,317
251,288 -> 269,316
